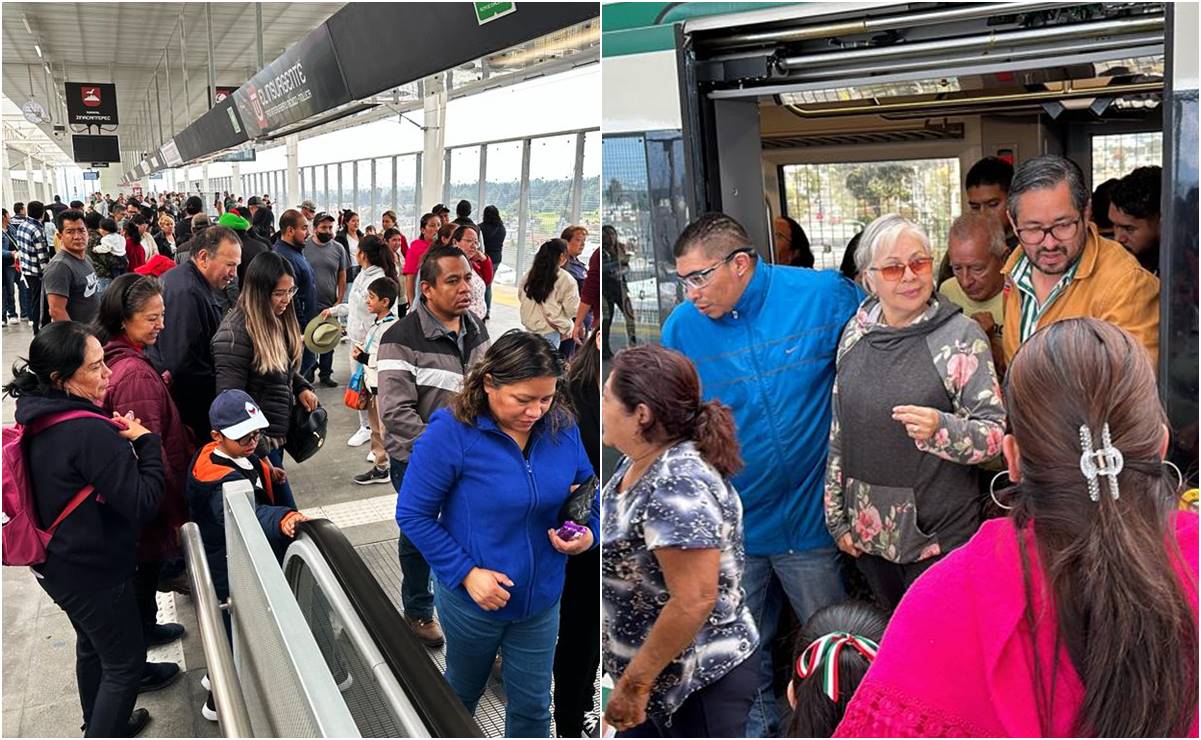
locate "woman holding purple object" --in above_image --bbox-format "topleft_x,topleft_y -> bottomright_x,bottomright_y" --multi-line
395,330 -> 597,738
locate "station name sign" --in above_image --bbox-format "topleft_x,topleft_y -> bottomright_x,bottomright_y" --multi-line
65,82 -> 119,126
232,24 -> 351,138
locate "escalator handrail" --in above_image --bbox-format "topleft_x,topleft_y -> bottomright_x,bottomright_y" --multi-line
294,519 -> 485,738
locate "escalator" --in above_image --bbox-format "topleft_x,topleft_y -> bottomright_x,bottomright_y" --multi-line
182,481 -> 483,738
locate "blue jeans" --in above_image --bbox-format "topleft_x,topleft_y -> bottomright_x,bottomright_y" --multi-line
300,347 -> 318,379
742,547 -> 846,738
390,458 -> 434,620
2,263 -> 16,320
435,582 -> 560,738
265,447 -> 297,509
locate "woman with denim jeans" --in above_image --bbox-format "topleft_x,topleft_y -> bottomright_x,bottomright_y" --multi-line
396,331 -> 598,737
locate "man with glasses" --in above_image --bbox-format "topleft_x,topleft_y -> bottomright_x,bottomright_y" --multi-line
1001,154 -> 1160,364
660,212 -> 862,737
42,210 -> 100,324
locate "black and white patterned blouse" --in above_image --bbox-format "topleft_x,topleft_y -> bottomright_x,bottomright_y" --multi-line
601,440 -> 759,720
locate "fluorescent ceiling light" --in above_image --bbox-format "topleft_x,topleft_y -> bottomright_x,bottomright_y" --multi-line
22,17 -> 32,34
34,44 -> 42,58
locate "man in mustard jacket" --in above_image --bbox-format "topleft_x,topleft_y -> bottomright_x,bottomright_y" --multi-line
1001,154 -> 1159,366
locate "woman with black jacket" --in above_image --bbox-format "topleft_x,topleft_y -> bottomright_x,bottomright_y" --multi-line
335,210 -> 364,282
212,251 -> 318,509
480,205 -> 506,319
4,320 -> 165,738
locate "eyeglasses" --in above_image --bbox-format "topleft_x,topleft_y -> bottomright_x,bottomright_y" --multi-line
677,248 -> 754,290
868,256 -> 934,282
234,430 -> 261,446
271,287 -> 299,300
1015,216 -> 1082,246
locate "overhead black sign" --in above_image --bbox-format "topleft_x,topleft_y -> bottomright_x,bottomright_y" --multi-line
71,135 -> 119,163
232,24 -> 351,138
327,3 -> 597,101
65,82 -> 119,126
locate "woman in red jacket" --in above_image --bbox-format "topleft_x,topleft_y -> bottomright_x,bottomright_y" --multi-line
122,216 -> 147,272
451,224 -> 492,322
96,274 -> 193,663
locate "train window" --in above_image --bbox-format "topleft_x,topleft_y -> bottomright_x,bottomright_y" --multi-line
396,154 -> 419,233
1091,132 -> 1163,184
781,158 -> 961,269
356,159 -> 372,223
581,131 -> 602,254
526,134 -> 578,270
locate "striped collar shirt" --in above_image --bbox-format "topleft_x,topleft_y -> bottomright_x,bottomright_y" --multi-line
1011,252 -> 1081,343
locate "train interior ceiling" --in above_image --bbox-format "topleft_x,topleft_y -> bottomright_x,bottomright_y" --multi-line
688,1 -> 1166,262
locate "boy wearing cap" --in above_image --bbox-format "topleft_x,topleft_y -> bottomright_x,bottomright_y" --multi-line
350,276 -> 401,485
186,389 -> 307,721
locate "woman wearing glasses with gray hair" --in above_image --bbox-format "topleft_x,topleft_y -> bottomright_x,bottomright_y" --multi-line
824,214 -> 1006,610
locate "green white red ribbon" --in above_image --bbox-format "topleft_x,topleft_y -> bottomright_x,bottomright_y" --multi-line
795,631 -> 880,703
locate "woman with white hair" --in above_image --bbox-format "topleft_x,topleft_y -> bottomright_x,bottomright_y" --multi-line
824,214 -> 1006,610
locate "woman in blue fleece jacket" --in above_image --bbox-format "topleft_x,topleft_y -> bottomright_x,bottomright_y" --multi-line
396,330 -> 597,738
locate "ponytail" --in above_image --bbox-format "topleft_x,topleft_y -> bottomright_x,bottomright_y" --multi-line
693,400 -> 743,478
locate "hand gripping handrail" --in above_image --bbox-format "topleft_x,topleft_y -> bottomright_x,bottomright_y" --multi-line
181,522 -> 254,738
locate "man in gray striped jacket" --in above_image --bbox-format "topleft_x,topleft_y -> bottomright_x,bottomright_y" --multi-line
377,245 -> 490,647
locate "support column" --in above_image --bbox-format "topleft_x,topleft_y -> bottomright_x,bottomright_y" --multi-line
231,163 -> 241,198
179,12 -> 192,122
41,160 -> 52,203
570,131 -> 585,226
0,146 -> 12,207
202,163 -> 211,208
205,4 -> 217,111
286,135 -> 300,210
25,155 -> 35,203
516,139 -> 532,278
420,76 -> 447,213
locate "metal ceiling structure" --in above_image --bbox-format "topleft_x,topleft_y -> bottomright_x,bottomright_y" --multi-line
1,1 -> 345,165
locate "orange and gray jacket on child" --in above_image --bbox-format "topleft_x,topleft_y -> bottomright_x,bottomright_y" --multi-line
185,441 -> 296,600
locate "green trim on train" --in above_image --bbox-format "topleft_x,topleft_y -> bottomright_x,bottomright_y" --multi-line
602,2 -> 799,57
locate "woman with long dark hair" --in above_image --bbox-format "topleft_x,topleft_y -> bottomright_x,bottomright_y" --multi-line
324,235 -> 401,450
450,225 -> 491,321
519,238 -> 579,350
773,215 -> 815,268
335,209 -> 364,281
212,252 -> 319,508
122,215 -> 147,272
480,205 -> 505,319
402,213 -> 441,306
95,274 -> 193,667
783,601 -> 887,737
601,344 -> 759,737
4,320 -> 164,737
836,318 -> 1198,737
396,331 -> 597,738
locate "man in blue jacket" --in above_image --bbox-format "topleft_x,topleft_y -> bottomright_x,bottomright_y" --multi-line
660,212 -> 862,737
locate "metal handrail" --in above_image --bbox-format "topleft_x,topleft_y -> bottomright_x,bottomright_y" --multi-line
283,537 -> 433,738
181,522 -> 254,738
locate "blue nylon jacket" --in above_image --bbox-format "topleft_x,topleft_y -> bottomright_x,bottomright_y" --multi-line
661,264 -> 862,556
396,407 -> 598,621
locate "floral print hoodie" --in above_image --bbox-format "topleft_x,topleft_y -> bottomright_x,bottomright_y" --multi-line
824,296 -> 1006,564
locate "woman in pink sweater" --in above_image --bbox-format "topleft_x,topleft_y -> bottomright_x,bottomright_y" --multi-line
836,318 -> 1198,738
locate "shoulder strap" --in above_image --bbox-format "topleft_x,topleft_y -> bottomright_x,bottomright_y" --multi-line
47,485 -> 96,532
26,409 -> 111,436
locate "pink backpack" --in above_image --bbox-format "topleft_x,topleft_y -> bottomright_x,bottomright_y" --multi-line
2,410 -> 110,566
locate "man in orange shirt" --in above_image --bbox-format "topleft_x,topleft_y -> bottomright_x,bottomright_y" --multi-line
1001,154 -> 1159,366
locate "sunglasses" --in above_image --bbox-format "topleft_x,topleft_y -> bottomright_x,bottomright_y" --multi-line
867,256 -> 934,282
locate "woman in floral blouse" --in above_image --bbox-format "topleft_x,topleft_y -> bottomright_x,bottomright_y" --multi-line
601,345 -> 759,737
825,214 -> 1005,610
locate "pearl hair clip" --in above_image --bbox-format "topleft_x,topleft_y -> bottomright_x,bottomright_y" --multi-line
1079,423 -> 1123,502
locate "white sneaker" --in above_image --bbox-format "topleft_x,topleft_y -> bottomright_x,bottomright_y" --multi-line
201,674 -> 210,691
366,450 -> 376,463
6,317 -> 18,326
346,426 -> 372,447
201,692 -> 217,721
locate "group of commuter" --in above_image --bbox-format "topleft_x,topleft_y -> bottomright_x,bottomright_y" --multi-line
600,153 -> 1195,738
4,187 -> 607,739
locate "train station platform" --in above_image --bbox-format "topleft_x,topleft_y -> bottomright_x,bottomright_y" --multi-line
1,286 -> 524,738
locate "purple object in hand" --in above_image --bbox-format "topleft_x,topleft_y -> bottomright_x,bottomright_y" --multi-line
556,520 -> 588,541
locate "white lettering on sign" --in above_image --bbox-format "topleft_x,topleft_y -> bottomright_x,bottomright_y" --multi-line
260,62 -> 308,107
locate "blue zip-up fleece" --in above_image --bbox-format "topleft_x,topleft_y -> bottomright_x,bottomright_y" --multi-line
662,263 -> 862,556
396,407 -> 598,622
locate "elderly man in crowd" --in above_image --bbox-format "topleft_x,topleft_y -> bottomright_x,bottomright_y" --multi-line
938,213 -> 1008,374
